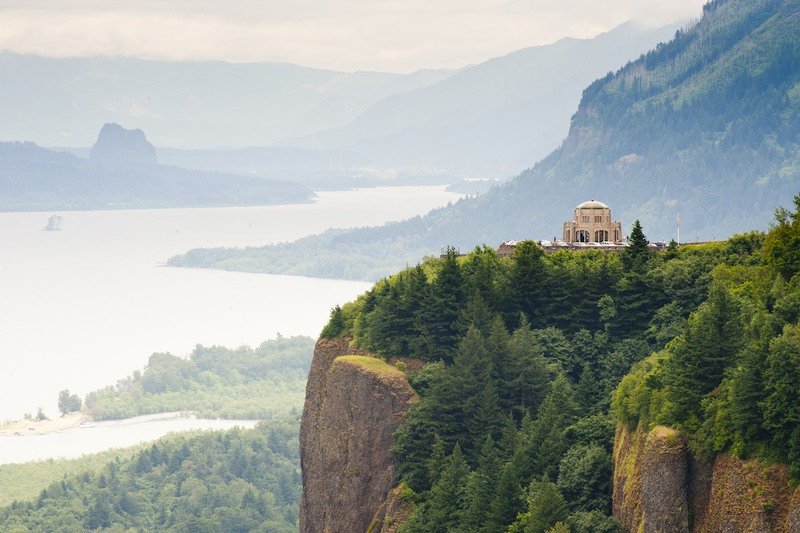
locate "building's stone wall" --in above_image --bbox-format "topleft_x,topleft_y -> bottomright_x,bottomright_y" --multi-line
563,201 -> 622,243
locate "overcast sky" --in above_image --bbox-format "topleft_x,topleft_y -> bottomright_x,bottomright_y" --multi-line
0,0 -> 706,72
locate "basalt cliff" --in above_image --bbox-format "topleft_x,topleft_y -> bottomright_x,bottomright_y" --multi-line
299,338 -> 416,533
613,425 -> 800,532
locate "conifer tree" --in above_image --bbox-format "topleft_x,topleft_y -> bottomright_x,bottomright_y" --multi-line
427,434 -> 447,487
419,247 -> 465,362
362,281 -> 404,354
621,220 -> 651,272
460,437 -> 501,531
529,375 -> 580,480
510,480 -> 568,533
556,444 -> 612,513
319,305 -> 346,338
762,325 -> 800,468
665,283 -> 743,427
507,241 -> 549,327
612,269 -> 663,337
467,383 -> 503,459
416,445 -> 471,533
484,461 -> 524,533
486,316 -> 512,386
575,363 -> 602,414
398,265 -> 430,355
612,220 -> 665,336
505,323 -> 551,418
393,399 -> 442,491
530,327 -> 577,378
715,340 -> 768,454
462,245 -> 503,306
497,414 -> 520,460
411,327 -> 494,463
456,294 -> 496,338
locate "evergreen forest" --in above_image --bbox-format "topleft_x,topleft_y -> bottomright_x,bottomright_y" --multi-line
320,194 -> 800,531
84,336 -> 314,420
0,419 -> 301,532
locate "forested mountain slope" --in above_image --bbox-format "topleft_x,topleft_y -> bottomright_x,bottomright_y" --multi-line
173,0 -> 800,280
301,193 -> 800,531
283,22 -> 679,174
0,421 -> 302,532
303,218 -> 767,530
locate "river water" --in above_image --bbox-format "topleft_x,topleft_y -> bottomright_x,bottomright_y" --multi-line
0,414 -> 260,465
0,186 -> 460,454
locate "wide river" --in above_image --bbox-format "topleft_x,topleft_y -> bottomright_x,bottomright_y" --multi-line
0,186 -> 460,434
0,414 -> 260,465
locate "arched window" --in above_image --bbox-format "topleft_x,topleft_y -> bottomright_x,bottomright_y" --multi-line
614,230 -> 619,242
594,230 -> 608,242
576,230 -> 590,243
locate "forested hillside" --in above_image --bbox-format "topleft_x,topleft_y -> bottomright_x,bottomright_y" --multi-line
317,200 -> 779,530
0,420 -> 301,532
614,195 -> 800,476
84,336 -> 314,420
173,0 -> 800,280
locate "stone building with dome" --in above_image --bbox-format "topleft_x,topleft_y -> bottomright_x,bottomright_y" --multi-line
563,200 -> 622,243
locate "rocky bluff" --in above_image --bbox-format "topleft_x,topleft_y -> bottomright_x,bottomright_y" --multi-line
90,123 -> 157,167
613,425 -> 800,532
299,338 -> 416,533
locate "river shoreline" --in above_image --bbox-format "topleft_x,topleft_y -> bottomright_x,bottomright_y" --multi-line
0,412 -> 88,437
0,412 -> 260,465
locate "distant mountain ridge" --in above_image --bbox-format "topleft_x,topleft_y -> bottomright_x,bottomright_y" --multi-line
0,52 -> 453,148
280,22 -> 682,174
0,124 -> 311,212
171,0 -> 800,280
5,22 -> 681,181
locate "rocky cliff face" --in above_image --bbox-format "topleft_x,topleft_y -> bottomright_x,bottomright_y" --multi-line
613,425 -> 800,532
299,338 -> 417,533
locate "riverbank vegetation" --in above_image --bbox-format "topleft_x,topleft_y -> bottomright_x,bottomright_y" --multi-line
84,336 -> 315,420
0,419 -> 301,532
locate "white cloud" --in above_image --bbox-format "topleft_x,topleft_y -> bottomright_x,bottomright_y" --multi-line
0,0 -> 706,72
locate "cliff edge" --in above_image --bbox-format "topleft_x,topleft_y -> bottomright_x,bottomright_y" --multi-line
613,425 -> 800,532
299,338 -> 417,533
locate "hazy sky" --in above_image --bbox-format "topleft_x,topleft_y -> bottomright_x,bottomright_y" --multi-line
0,0 -> 706,72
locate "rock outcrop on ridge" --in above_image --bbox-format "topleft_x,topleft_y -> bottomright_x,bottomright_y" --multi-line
299,338 -> 416,533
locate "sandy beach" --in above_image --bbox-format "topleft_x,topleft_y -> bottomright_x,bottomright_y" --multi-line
0,412 -> 88,437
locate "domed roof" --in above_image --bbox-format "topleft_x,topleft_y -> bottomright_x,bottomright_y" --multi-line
576,200 -> 609,209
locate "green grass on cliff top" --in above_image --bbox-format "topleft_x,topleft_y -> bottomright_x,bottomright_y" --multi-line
335,356 -> 406,379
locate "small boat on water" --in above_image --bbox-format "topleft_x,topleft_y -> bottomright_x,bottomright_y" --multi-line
44,215 -> 63,231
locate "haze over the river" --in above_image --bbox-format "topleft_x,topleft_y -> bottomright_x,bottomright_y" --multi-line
0,186 -> 460,422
